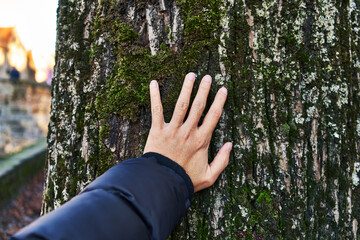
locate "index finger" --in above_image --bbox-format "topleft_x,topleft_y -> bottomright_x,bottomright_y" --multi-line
149,80 -> 164,129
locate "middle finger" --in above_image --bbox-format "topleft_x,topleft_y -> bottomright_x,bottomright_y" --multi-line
170,72 -> 196,127
183,75 -> 212,129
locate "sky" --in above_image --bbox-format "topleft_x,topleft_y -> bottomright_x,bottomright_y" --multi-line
0,0 -> 58,82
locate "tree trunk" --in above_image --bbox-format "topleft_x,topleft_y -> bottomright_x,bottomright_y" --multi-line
42,0 -> 360,238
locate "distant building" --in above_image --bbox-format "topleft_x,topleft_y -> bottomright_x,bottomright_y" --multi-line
0,27 -> 36,81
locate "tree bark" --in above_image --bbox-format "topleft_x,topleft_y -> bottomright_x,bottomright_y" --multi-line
42,0 -> 360,238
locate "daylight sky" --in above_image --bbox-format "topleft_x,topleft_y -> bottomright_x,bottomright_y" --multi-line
0,0 -> 58,81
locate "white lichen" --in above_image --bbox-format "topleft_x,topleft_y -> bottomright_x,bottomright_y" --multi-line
333,179 -> 339,224
211,193 -> 225,237
168,2 -> 182,50
238,205 -> 249,217
128,6 -> 135,20
352,162 -> 360,187
295,114 -> 305,124
145,5 -> 159,55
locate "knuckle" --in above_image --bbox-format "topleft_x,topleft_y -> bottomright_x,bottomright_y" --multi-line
152,105 -> 162,114
182,129 -> 192,141
193,101 -> 205,111
212,108 -> 222,119
179,101 -> 189,111
196,138 -> 205,148
195,136 -> 209,148
180,125 -> 194,141
164,127 -> 176,138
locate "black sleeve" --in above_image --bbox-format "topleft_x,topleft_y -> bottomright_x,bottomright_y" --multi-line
10,152 -> 194,240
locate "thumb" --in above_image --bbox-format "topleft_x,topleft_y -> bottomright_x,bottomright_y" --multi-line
209,142 -> 232,183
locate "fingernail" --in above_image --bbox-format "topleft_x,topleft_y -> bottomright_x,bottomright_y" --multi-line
203,75 -> 212,83
186,72 -> 196,81
220,87 -> 227,95
225,142 -> 232,151
150,80 -> 157,88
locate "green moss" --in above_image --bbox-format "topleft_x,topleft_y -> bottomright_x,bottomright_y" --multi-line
44,180 -> 54,209
95,122 -> 114,176
99,123 -> 110,140
54,156 -> 66,205
224,184 -> 281,239
96,141 -> 114,176
76,109 -> 85,133
69,172 -> 79,197
93,1 -> 167,120
93,0 -> 225,124
95,47 -> 170,120
256,190 -> 272,204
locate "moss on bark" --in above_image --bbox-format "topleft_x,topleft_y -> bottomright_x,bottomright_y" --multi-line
44,0 -> 360,238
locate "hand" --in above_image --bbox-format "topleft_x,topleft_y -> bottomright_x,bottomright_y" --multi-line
144,73 -> 232,192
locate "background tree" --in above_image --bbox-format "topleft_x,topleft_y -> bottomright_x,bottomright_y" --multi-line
42,0 -> 360,238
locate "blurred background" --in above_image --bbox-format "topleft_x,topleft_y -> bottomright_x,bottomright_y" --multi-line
0,0 -> 58,238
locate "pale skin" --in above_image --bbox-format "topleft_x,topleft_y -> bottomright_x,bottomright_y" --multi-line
144,73 -> 232,192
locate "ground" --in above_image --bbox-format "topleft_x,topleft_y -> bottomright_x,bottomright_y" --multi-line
0,170 -> 44,240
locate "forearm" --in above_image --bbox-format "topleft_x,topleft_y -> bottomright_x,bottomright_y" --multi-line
11,153 -> 193,240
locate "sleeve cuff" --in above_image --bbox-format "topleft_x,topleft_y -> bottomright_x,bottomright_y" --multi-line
142,152 -> 194,201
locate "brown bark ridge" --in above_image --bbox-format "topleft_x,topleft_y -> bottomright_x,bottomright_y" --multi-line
42,0 -> 360,238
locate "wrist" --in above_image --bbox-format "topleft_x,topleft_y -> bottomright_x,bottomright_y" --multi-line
142,152 -> 194,200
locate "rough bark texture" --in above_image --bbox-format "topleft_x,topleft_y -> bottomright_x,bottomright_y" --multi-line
43,0 -> 360,239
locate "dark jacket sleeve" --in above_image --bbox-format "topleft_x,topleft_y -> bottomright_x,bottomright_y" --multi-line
10,152 -> 194,240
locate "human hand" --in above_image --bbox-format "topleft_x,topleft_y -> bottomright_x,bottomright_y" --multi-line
143,73 -> 232,192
